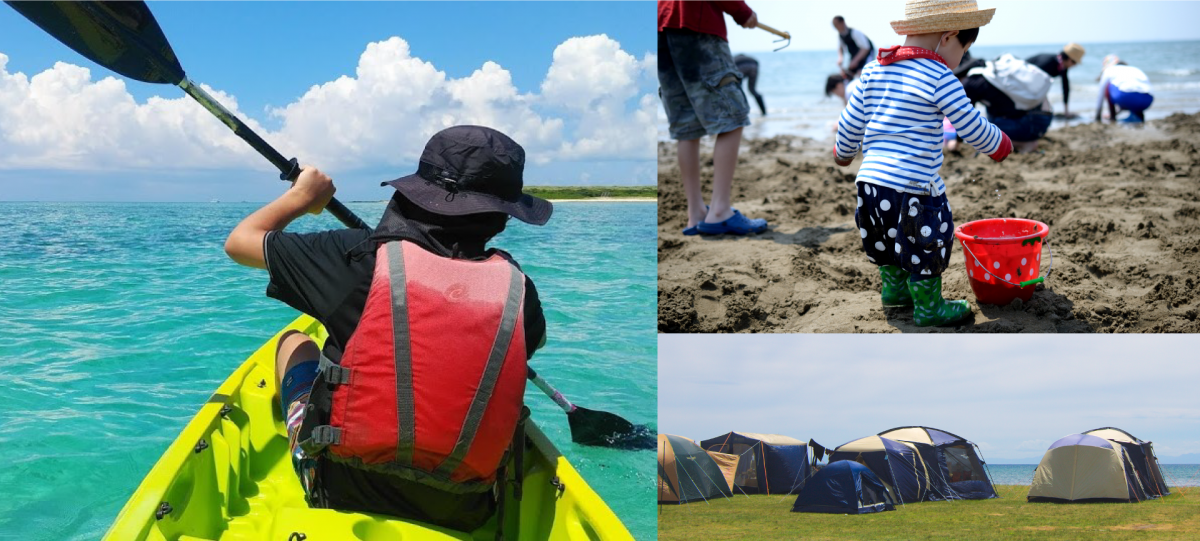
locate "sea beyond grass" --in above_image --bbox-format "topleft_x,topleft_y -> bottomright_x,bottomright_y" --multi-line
524,185 -> 656,200
658,486 -> 1200,541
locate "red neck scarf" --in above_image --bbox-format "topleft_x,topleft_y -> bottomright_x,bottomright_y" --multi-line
877,46 -> 949,67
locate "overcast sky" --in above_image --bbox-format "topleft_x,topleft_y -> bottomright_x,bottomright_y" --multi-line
0,2 -> 655,202
660,334 -> 1200,462
729,1 -> 1200,53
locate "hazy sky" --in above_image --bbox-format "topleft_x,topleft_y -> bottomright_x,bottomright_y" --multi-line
0,2 -> 656,202
729,1 -> 1200,53
659,334 -> 1200,462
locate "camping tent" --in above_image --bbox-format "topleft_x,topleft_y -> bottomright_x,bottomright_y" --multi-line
700,432 -> 811,495
828,435 -> 932,503
658,434 -> 736,504
1083,428 -> 1170,498
877,426 -> 998,500
791,461 -> 896,514
1028,434 -> 1149,503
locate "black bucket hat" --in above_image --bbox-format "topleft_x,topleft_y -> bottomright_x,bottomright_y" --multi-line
382,125 -> 552,225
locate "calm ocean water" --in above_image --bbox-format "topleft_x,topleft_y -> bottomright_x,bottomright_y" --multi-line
988,464 -> 1200,487
0,201 -> 656,540
657,40 -> 1200,141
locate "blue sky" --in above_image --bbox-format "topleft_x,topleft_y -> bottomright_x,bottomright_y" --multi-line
730,1 -> 1200,52
659,334 -> 1200,463
0,2 -> 656,202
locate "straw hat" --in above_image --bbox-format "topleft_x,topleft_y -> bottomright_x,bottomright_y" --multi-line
890,0 -> 996,35
1063,43 -> 1086,63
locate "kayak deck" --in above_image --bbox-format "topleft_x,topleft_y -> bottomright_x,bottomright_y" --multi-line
103,316 -> 632,541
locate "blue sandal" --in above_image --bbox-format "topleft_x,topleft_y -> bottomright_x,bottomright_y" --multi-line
697,210 -> 768,235
682,205 -> 710,236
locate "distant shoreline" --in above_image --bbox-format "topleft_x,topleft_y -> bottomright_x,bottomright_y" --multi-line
550,197 -> 656,202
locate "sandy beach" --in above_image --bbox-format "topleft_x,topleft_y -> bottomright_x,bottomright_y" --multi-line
658,112 -> 1200,333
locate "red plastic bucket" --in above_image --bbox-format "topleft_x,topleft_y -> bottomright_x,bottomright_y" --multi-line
954,218 -> 1051,305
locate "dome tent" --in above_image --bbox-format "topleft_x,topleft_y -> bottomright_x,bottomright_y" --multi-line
791,461 -> 896,514
700,431 -> 811,495
1083,428 -> 1170,498
828,435 -> 932,503
1028,434 -> 1149,503
658,434 -> 737,504
877,426 -> 998,500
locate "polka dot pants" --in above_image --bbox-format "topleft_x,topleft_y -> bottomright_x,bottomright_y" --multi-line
854,182 -> 955,279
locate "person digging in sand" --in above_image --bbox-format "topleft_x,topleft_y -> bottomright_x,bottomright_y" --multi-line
1027,43 -> 1085,119
658,0 -> 769,236
833,0 -> 1012,327
1096,54 -> 1154,124
825,73 -> 861,106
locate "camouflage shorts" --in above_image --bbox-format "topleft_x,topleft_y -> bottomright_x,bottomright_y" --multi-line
658,29 -> 751,141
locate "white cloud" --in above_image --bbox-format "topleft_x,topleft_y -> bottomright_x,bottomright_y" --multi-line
0,34 -> 653,172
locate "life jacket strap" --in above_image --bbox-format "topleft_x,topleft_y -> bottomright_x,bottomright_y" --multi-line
300,425 -> 343,456
318,354 -> 351,385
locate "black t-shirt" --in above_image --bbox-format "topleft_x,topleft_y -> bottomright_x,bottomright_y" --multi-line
264,228 -> 546,362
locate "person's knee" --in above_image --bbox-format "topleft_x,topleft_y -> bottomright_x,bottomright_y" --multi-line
275,330 -> 319,386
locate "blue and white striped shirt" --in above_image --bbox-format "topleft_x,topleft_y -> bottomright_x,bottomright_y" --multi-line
835,57 -> 1005,196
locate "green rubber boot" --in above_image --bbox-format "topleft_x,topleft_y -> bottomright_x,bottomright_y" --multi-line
879,265 -> 914,308
909,276 -> 972,326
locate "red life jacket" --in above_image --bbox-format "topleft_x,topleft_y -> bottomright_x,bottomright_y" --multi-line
304,240 -> 527,491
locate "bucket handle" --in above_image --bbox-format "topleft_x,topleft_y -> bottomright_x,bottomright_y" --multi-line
959,237 -> 1053,289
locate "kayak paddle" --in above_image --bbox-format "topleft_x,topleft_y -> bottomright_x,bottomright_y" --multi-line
3,1 -> 369,230
7,0 -> 656,451
529,367 -> 655,450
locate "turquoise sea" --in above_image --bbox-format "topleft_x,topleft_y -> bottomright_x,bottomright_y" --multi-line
0,201 -> 657,540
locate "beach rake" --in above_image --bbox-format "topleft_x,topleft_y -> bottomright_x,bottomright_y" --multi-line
757,22 -> 791,51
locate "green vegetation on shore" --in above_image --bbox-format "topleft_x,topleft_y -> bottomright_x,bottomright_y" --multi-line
658,486 -> 1200,540
523,185 -> 656,200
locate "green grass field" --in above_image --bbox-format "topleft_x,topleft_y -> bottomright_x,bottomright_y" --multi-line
522,185 -> 656,200
658,486 -> 1200,540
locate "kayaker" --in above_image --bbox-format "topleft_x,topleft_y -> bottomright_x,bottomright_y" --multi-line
223,125 -> 550,530
1026,43 -> 1085,118
833,15 -> 875,80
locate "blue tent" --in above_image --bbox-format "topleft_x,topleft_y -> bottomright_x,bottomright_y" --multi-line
828,435 -> 931,503
878,426 -> 999,500
791,461 -> 895,514
700,432 -> 811,495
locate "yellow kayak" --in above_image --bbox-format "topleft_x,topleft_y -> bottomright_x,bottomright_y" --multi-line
103,315 -> 634,540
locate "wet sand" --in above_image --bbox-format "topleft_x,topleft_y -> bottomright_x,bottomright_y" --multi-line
658,113 -> 1200,333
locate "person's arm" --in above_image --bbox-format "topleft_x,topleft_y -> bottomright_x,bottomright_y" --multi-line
224,166 -> 335,269
837,40 -> 844,68
1095,71 -> 1110,122
713,1 -> 755,27
848,30 -> 870,70
936,71 -> 1010,162
1061,69 -> 1071,116
834,74 -> 867,166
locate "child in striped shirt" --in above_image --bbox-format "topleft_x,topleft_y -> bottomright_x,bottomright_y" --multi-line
834,0 -> 1012,327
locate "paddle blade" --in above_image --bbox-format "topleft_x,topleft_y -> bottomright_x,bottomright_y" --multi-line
567,406 -> 655,450
5,1 -> 183,84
